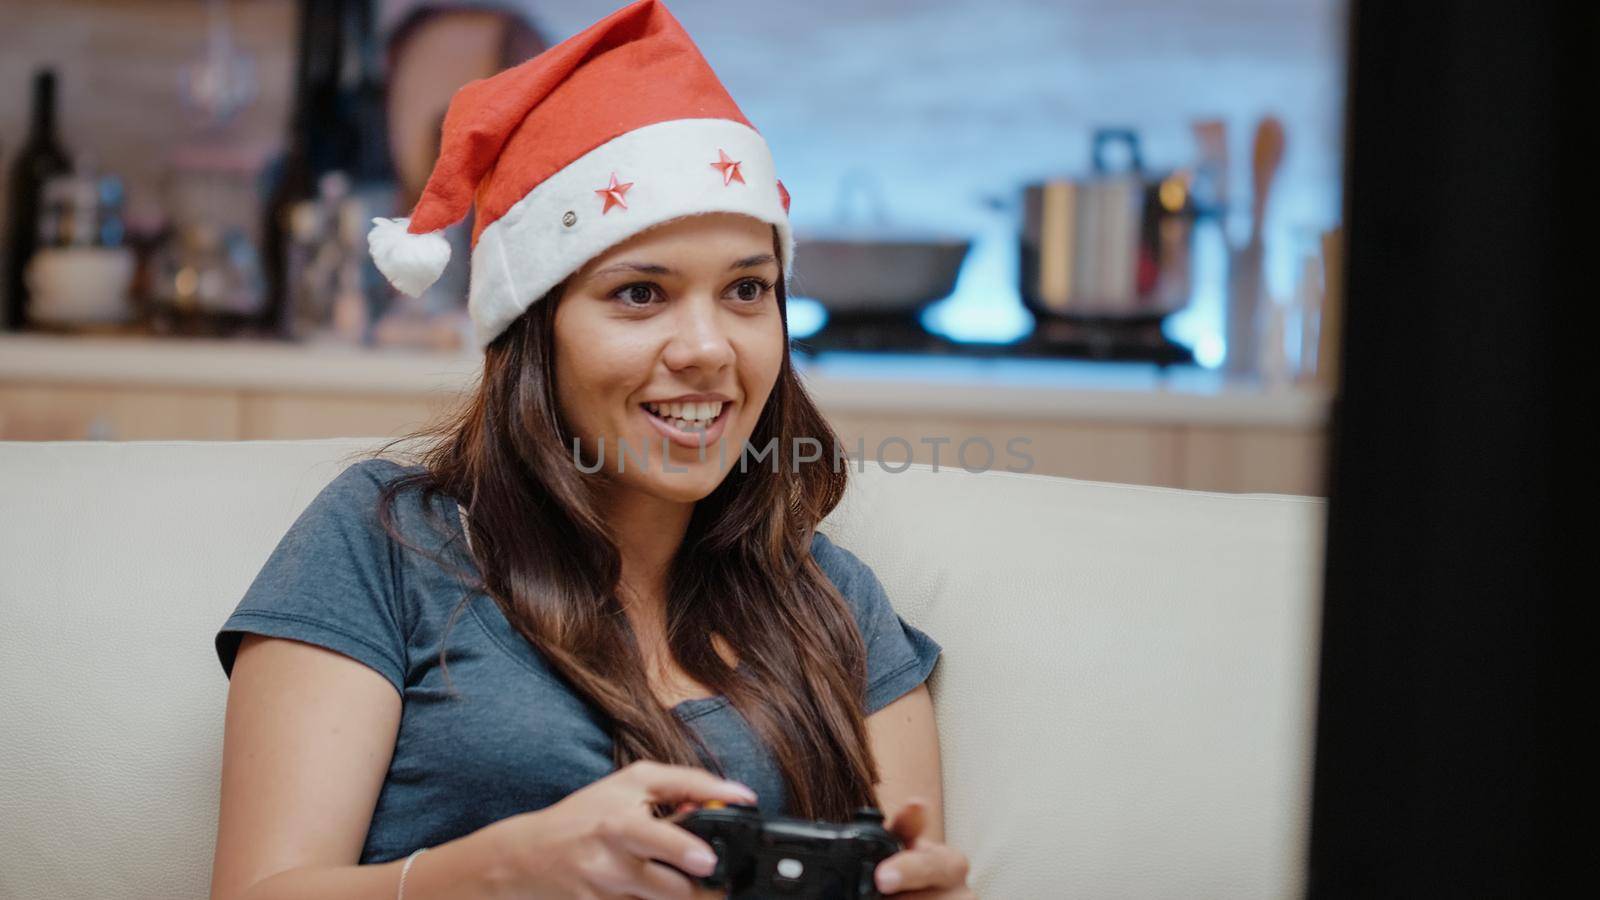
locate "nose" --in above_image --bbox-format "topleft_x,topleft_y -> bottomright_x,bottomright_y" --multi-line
660,291 -> 736,374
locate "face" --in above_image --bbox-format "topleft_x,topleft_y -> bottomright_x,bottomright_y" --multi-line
552,212 -> 786,504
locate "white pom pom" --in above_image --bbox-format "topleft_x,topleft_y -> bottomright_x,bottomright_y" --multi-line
367,216 -> 451,296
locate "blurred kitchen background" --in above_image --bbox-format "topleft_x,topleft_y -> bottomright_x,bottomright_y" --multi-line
0,0 -> 1344,495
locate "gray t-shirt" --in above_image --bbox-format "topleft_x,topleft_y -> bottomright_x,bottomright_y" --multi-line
214,458 -> 942,865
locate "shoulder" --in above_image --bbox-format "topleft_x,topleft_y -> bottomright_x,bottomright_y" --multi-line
278,457 -> 436,551
809,530 -> 944,713
808,530 -> 884,613
809,529 -> 867,586
314,458 -> 426,516
218,458 -> 424,691
330,457 -> 420,496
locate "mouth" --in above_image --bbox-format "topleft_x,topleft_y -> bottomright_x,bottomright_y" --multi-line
639,400 -> 734,449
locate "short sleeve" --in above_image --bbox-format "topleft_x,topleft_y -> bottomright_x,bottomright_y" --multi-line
214,460 -> 407,697
811,531 -> 943,715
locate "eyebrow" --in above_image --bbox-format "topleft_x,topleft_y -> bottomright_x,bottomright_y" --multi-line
588,253 -> 778,279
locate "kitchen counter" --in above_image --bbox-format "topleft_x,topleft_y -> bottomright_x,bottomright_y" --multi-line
0,333 -> 1329,428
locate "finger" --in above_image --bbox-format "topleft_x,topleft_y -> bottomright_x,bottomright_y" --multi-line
629,856 -> 707,900
627,760 -> 759,806
886,797 -> 930,846
876,889 -> 976,900
875,843 -> 970,895
582,838 -> 693,900
652,800 -> 700,820
597,814 -> 723,884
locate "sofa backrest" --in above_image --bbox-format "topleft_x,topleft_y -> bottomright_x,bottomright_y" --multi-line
0,438 -> 1325,898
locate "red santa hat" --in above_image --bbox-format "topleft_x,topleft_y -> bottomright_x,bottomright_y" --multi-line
367,0 -> 794,349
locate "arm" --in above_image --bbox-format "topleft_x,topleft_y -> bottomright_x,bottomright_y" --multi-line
865,682 -> 945,845
211,634 -> 514,900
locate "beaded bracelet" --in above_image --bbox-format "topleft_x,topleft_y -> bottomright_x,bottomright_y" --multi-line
398,847 -> 429,900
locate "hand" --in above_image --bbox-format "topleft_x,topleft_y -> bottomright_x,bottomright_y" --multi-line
872,797 -> 975,898
486,759 -> 753,899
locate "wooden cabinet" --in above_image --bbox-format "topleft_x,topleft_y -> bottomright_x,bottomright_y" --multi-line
0,334 -> 1328,493
237,391 -> 458,441
0,384 -> 241,440
1180,425 -> 1328,495
822,410 -> 1188,488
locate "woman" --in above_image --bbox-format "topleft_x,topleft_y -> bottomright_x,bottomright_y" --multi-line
211,2 -> 971,898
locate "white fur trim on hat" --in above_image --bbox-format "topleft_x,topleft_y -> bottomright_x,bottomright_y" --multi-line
468,118 -> 795,348
367,216 -> 452,297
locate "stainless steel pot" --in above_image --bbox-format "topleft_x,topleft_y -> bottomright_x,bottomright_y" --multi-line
1018,129 -> 1198,321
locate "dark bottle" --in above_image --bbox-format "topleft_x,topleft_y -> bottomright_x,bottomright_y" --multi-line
340,0 -> 398,188
3,69 -> 73,332
259,0 -> 397,340
258,0 -> 333,340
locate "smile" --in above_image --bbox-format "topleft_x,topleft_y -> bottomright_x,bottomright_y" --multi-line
640,400 -> 732,448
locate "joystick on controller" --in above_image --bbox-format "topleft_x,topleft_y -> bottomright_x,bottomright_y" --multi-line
656,800 -> 903,899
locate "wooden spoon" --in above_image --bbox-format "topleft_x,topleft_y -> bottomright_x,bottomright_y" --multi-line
1248,115 -> 1286,249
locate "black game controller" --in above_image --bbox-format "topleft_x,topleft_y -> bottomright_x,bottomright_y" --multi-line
659,801 -> 904,899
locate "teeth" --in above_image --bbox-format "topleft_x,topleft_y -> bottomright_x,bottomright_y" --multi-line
644,400 -> 724,423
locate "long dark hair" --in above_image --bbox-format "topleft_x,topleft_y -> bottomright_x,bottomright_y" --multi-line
350,225 -> 882,821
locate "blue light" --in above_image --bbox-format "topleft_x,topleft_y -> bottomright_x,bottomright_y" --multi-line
784,295 -> 827,338
1164,221 -> 1229,369
920,220 -> 1032,344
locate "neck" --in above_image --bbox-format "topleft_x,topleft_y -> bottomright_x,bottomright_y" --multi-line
598,482 -> 694,628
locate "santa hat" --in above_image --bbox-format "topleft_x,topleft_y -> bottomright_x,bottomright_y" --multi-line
367,0 -> 794,349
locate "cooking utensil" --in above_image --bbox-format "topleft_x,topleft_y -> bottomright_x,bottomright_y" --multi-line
789,169 -> 971,316
1248,115 -> 1286,248
1224,240 -> 1265,377
25,246 -> 136,327
1191,118 -> 1230,233
1224,114 -> 1289,377
1015,128 -> 1200,321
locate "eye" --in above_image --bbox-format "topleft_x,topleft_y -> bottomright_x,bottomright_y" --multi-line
730,277 -> 774,303
611,282 -> 660,308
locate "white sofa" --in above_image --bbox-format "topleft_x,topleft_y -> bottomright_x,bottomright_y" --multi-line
0,437 -> 1325,899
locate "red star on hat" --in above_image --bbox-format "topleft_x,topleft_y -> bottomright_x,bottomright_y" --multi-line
710,149 -> 745,186
595,172 -> 633,213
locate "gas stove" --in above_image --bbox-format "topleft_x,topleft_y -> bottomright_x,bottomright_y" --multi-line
790,311 -> 1194,367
